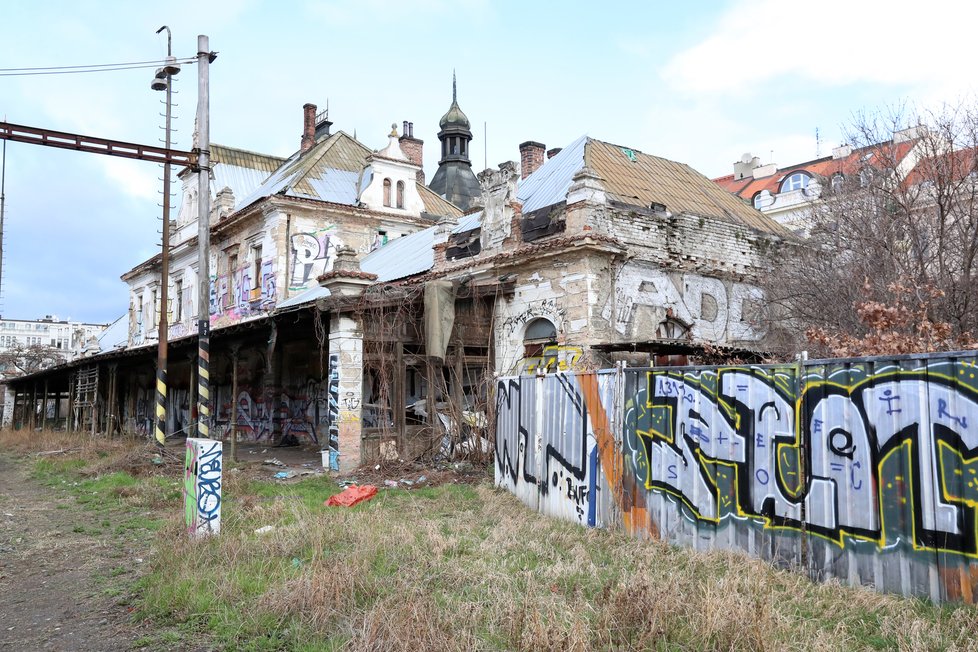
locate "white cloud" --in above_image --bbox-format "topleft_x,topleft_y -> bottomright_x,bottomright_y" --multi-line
663,0 -> 978,101
101,158 -> 160,201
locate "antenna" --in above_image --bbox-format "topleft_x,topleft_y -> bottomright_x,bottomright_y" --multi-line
484,121 -> 487,170
452,69 -> 457,103
816,127 -> 821,157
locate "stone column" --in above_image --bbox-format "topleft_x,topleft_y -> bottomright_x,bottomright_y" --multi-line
0,384 -> 14,428
328,312 -> 363,472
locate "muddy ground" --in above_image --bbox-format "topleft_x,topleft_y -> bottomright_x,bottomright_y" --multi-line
0,455 -> 156,651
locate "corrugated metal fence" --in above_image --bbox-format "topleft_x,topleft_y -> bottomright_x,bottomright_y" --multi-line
494,353 -> 978,602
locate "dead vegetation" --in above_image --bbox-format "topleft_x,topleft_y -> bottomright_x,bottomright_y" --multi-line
6,429 -> 978,651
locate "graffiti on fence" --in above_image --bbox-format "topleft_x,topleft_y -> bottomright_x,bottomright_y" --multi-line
184,437 -> 222,536
495,356 -> 978,601
629,361 -> 978,555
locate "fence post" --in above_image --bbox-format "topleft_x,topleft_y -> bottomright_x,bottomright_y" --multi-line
534,370 -> 545,510
797,352 -> 809,575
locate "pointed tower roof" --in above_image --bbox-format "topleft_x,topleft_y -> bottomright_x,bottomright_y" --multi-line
429,72 -> 481,211
439,72 -> 470,130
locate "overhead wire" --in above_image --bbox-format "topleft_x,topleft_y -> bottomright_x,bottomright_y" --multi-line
0,58 -> 197,77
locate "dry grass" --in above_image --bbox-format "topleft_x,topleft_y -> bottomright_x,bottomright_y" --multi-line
140,481 -> 978,651
6,429 -> 977,651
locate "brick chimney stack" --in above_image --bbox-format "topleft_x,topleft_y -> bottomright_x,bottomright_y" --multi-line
519,141 -> 546,179
547,147 -> 562,159
301,103 -> 316,152
399,119 -> 425,184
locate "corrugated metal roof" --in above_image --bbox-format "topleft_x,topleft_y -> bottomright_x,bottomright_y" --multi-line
585,139 -> 792,236
210,144 -> 286,207
515,135 -> 790,237
453,210 -> 482,233
235,131 -> 373,208
277,284 -> 330,310
518,134 -> 588,212
361,226 -> 436,282
97,314 -> 128,352
419,185 -> 464,217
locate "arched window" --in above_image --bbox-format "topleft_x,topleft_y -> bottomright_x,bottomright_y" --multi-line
780,172 -> 810,193
524,317 -> 556,354
752,190 -> 773,210
859,168 -> 873,188
656,318 -> 689,340
831,174 -> 844,193
383,178 -> 392,207
396,180 -> 405,209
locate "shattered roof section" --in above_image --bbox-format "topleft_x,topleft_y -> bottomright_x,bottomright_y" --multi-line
277,284 -> 330,310
517,135 -> 790,237
361,226 -> 437,282
453,210 -> 482,233
235,131 -> 372,208
208,144 -> 285,206
517,135 -> 588,213
97,314 -> 129,352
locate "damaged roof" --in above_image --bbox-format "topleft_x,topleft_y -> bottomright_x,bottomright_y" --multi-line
210,144 -> 286,202
361,226 -> 437,282
517,135 -> 791,236
235,131 -> 371,208
232,132 -> 463,219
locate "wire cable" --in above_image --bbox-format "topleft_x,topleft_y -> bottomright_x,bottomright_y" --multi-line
0,58 -> 197,77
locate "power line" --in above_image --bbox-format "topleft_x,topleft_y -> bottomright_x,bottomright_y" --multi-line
0,58 -> 197,77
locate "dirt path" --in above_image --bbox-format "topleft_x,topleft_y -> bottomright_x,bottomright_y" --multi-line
0,455 -> 147,651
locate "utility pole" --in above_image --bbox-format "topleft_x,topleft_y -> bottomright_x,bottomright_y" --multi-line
153,26 -> 179,447
1,136 -> 6,312
196,35 -> 213,439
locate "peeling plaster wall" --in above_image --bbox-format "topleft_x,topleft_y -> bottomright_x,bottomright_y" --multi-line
605,262 -> 766,345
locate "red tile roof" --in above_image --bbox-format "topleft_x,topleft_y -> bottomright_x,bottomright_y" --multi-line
713,140 -> 919,201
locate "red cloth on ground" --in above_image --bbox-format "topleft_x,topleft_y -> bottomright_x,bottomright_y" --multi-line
324,484 -> 378,507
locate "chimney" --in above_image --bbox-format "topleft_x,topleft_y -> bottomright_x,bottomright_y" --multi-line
399,119 -> 425,184
733,153 -> 761,180
832,144 -> 852,160
547,147 -> 562,159
301,103 -> 316,152
519,141 -> 546,179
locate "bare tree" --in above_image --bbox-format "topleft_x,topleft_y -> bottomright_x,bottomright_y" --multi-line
763,102 -> 978,357
0,342 -> 66,378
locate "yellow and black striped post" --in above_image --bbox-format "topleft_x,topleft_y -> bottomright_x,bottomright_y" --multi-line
197,319 -> 210,438
155,367 -> 167,445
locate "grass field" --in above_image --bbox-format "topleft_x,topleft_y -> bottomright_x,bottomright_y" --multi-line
4,429 -> 976,651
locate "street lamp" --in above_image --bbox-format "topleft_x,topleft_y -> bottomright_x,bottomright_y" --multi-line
152,25 -> 179,447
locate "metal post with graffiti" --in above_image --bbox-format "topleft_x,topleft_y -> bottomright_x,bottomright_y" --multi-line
495,352 -> 978,603
184,437 -> 223,536
325,353 -> 341,471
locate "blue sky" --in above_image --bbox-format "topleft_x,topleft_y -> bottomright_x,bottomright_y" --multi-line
1,0 -> 975,323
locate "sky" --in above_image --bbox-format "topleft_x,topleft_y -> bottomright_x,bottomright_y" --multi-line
1,0 -> 976,323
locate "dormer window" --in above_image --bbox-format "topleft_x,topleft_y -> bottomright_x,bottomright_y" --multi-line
859,168 -> 873,187
383,178 -> 392,207
780,172 -> 810,193
831,174 -> 844,193
752,190 -> 773,210
396,181 -> 404,209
